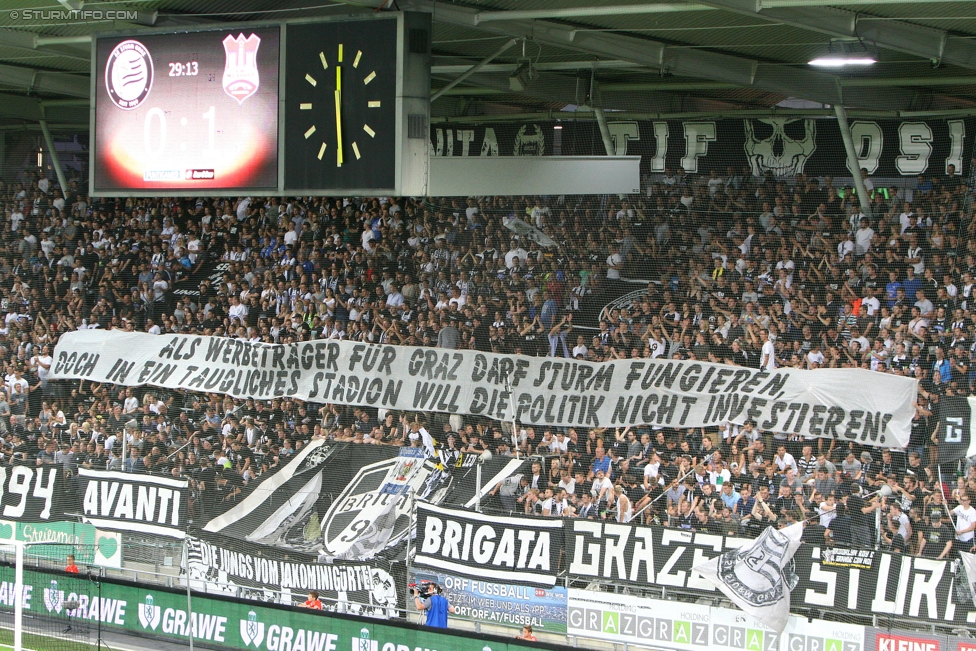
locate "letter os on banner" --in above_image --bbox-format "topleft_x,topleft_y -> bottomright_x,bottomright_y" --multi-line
52,330 -> 918,447
78,469 -> 188,538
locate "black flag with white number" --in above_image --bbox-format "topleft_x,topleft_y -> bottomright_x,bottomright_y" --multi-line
937,397 -> 976,463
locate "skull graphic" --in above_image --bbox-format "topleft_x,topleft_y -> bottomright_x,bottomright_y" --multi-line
744,118 -> 817,178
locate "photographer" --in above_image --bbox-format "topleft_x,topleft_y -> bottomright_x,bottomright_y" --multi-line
411,582 -> 454,628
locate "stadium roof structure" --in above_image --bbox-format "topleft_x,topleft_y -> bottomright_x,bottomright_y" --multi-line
2,0 -> 976,129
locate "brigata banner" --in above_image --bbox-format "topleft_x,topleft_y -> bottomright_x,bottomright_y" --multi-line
414,503 -> 563,587
564,520 -> 976,626
186,532 -> 405,618
567,588 -> 866,651
52,329 -> 917,445
78,469 -> 188,538
0,562 -> 553,651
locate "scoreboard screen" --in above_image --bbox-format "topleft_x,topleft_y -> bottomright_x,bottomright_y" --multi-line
93,27 -> 280,192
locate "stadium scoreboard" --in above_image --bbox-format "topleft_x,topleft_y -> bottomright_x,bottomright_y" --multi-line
90,12 -> 430,197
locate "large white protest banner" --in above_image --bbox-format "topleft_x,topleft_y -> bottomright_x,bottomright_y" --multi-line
52,330 -> 917,446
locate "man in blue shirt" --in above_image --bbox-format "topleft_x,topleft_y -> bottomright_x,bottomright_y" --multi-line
590,447 -> 612,480
885,271 -> 902,308
414,584 -> 454,628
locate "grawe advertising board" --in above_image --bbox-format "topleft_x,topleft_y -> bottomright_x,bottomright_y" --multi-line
567,589 -> 865,651
0,563 -> 552,651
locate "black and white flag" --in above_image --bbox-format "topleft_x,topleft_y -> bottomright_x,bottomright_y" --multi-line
694,523 -> 802,634
935,397 -> 976,463
961,551 -> 976,606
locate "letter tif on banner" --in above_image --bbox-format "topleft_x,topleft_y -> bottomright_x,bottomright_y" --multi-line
694,523 -> 803,635
51,329 -> 919,447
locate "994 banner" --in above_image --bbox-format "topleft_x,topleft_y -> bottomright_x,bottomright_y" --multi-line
93,27 -> 280,192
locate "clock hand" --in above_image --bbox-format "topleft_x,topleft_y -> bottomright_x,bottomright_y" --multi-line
335,64 -> 343,167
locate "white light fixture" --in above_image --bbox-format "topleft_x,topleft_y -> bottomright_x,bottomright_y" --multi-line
808,39 -> 876,67
809,56 -> 875,67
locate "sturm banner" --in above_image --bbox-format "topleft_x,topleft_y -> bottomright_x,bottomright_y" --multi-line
185,532 -> 405,619
564,520 -> 976,627
414,503 -> 563,587
52,330 -> 918,447
78,468 -> 188,538
934,396 -> 976,463
430,118 -> 976,178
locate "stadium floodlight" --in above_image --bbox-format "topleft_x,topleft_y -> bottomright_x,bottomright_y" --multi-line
509,61 -> 538,91
809,39 -> 876,67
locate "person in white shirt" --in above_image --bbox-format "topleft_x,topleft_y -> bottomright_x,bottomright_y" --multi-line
855,218 -> 875,255
761,329 -> 777,371
572,336 -> 588,359
774,445 -> 798,474
953,493 -> 976,546
228,296 -> 248,324
818,494 -> 837,528
606,244 -> 622,280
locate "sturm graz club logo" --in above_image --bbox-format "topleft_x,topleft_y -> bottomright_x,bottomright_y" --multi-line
105,40 -> 154,110
717,526 -> 799,606
138,594 -> 161,630
43,580 -> 63,614
240,611 -> 265,648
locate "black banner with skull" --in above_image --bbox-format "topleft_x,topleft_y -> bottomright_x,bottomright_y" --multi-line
430,117 -> 976,178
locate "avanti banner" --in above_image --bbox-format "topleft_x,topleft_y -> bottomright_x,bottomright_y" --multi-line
78,468 -> 189,538
52,329 -> 918,446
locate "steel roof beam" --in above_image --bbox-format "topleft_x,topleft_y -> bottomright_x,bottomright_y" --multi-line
360,0 -> 920,110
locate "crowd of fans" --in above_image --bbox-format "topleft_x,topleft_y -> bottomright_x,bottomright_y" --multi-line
0,157 -> 975,556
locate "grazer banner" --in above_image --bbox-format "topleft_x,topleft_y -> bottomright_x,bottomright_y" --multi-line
0,466 -> 63,522
430,117 -> 976,178
185,532 -> 405,619
564,520 -> 976,627
52,330 -> 918,447
414,503 -> 563,587
78,469 -> 188,538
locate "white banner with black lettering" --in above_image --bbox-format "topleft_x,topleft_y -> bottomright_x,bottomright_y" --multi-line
78,469 -> 188,538
52,330 -> 918,445
413,502 -> 562,587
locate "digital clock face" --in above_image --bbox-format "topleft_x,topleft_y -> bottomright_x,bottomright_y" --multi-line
93,27 -> 280,193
